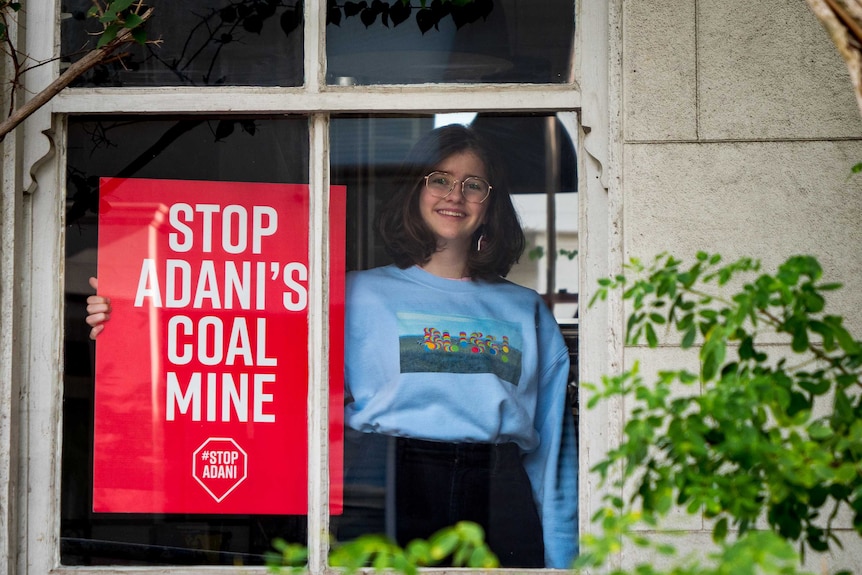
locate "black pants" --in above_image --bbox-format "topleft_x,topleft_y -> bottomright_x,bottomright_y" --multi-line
393,436 -> 544,568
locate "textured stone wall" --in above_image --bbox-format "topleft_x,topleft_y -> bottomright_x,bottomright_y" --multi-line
617,1 -> 862,571
622,0 -> 862,328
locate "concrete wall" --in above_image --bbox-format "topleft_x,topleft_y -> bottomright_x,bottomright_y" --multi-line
617,0 -> 862,570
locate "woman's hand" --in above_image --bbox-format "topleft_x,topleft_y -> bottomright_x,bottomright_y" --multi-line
85,276 -> 112,340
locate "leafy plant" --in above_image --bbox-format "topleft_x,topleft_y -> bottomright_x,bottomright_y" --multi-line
266,521 -> 499,575
142,0 -> 302,85
0,0 -> 154,141
527,244 -> 578,262
327,0 -> 493,33
528,244 -> 545,260
580,253 -> 862,573
578,514 -> 814,575
560,248 -> 578,260
88,0 -> 149,47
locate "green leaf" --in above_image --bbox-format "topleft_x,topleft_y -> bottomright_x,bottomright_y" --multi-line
528,245 -> 544,260
852,162 -> 862,174
131,27 -> 147,44
808,319 -> 835,350
100,9 -> 119,23
123,12 -> 144,29
108,0 -> 138,13
829,319 -> 861,353
681,326 -> 696,349
451,544 -> 471,566
701,338 -> 725,381
627,312 -> 643,343
791,323 -> 809,352
428,530 -> 459,560
645,323 -> 658,348
97,23 -> 121,47
648,312 -> 666,325
405,540 -> 430,563
677,311 -> 694,329
738,336 -> 756,360
834,388 -> 854,423
455,521 -> 485,545
808,422 -> 833,440
654,542 -> 677,556
798,376 -> 831,396
372,551 -> 391,570
699,308 -> 718,321
807,525 -> 829,552
713,517 -> 728,542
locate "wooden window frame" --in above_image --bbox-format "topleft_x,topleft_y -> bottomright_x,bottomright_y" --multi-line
9,1 -> 619,573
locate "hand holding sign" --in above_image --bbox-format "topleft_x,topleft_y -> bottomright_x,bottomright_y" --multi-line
85,277 -> 111,340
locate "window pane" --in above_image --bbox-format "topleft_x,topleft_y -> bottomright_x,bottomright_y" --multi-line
326,1 -> 575,85
330,114 -> 579,568
62,116 -> 309,565
61,1 -> 303,87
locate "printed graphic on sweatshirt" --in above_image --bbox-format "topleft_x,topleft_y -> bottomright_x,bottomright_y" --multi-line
396,312 -> 523,386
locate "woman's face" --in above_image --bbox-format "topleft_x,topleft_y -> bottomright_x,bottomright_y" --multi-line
418,151 -> 490,254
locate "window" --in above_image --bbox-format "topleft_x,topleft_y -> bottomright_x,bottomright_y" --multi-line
49,0 -> 583,570
63,116 -> 310,565
328,114 -> 579,569
61,0 -> 304,86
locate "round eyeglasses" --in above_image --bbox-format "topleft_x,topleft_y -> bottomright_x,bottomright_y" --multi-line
423,171 -> 492,204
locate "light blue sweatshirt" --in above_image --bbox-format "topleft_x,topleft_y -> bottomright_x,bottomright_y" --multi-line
344,265 -> 578,567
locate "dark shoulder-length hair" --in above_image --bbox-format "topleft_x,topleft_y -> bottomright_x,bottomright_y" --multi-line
376,124 -> 526,281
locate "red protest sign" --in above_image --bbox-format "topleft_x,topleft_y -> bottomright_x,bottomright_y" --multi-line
92,178 -> 344,515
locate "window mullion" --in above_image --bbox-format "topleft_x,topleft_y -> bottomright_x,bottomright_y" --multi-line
307,113 -> 331,574
307,1 -> 329,567
305,0 -> 327,92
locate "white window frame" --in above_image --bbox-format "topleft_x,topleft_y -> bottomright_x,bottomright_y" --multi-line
9,0 -> 617,574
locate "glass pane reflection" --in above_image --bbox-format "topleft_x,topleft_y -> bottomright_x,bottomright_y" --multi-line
61,0 -> 303,87
62,116 -> 308,566
330,114 -> 579,567
326,0 -> 575,85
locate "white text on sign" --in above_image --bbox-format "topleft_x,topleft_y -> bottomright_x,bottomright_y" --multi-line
134,259 -> 308,311
201,449 -> 241,479
169,203 -> 277,254
133,202 -> 305,425
166,372 -> 276,423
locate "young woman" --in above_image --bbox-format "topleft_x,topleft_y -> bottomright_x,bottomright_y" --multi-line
338,125 -> 576,567
86,124 -> 577,568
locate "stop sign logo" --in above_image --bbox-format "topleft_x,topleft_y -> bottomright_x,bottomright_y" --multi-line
193,438 -> 248,503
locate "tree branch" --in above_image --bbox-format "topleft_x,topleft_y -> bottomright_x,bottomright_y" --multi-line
0,7 -> 154,143
807,0 -> 862,118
